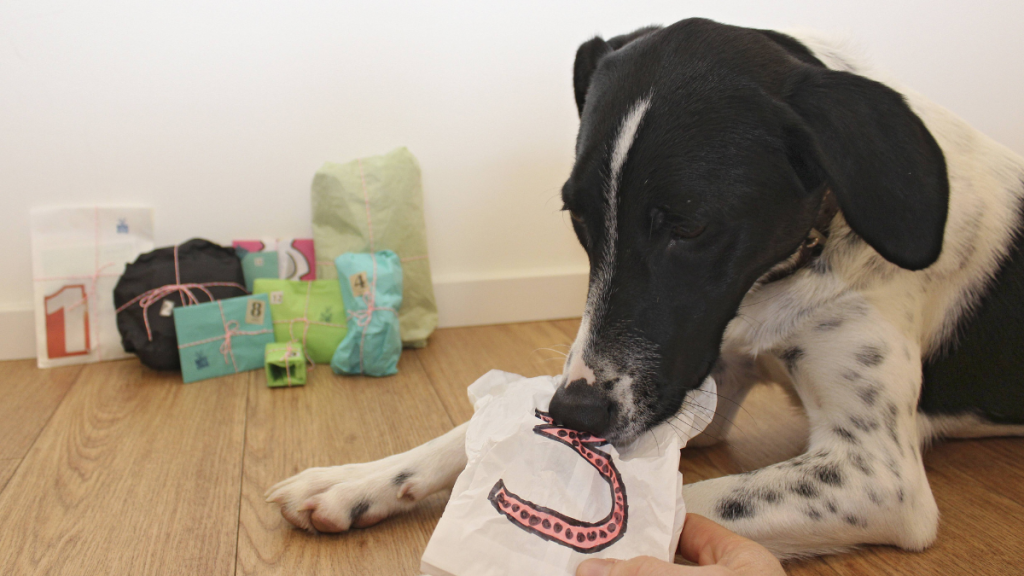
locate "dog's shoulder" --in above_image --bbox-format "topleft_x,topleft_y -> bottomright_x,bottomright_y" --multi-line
782,31 -> 1024,425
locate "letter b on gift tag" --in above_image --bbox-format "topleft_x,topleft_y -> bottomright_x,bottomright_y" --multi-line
350,271 -> 369,297
246,298 -> 265,325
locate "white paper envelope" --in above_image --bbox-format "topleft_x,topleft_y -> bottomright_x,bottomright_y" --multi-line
421,371 -> 717,576
31,206 -> 154,368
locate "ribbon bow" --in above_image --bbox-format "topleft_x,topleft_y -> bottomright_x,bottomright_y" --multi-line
274,281 -> 345,358
345,255 -> 398,374
116,244 -> 248,340
347,284 -> 394,328
177,300 -> 271,374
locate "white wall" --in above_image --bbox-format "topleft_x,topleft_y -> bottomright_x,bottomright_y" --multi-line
2,1 -> 1023,357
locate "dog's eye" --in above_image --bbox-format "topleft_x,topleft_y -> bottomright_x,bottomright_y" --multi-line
671,223 -> 706,240
569,210 -> 584,224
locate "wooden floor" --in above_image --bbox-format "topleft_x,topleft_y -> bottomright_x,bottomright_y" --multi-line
1,318 -> 1022,575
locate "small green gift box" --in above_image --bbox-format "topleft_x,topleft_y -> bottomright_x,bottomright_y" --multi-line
252,279 -> 347,363
265,342 -> 306,387
173,294 -> 276,383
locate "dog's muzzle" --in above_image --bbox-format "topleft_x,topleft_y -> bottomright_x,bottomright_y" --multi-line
548,378 -> 615,437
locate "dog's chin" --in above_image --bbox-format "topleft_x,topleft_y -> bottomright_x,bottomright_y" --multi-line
602,414 -> 660,448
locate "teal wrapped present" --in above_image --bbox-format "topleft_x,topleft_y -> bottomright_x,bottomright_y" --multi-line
331,251 -> 402,377
237,248 -> 279,292
173,294 -> 275,383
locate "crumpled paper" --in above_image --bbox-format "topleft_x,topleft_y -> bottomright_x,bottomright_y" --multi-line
421,370 -> 717,576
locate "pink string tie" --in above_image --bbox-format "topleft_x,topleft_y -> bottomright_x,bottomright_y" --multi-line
346,253 -> 398,374
272,281 -> 343,366
177,300 -> 271,374
32,208 -> 125,360
283,342 -> 297,387
116,244 -> 248,341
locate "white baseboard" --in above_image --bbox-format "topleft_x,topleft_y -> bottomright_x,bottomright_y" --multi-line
433,270 -> 588,328
0,271 -> 588,361
0,305 -> 37,361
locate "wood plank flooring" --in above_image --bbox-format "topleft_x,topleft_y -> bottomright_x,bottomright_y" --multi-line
0,319 -> 1021,575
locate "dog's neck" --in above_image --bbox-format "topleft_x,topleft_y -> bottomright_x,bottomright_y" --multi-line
760,189 -> 840,285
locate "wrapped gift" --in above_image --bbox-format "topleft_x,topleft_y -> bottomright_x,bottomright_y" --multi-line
312,147 -> 437,348
252,278 -> 347,364
237,248 -> 279,292
114,239 -> 248,371
331,251 -> 402,377
173,294 -> 275,383
31,206 -> 154,368
233,238 -> 316,281
265,342 -> 307,387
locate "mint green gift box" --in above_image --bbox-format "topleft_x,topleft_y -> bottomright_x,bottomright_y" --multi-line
173,294 -> 275,383
238,249 -> 279,292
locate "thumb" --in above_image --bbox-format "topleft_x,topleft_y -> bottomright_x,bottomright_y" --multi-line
577,556 -> 698,576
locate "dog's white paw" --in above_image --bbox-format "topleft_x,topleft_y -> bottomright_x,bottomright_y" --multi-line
265,461 -> 420,533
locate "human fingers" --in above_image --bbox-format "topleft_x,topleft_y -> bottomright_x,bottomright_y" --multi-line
676,514 -> 784,575
576,555 -> 724,576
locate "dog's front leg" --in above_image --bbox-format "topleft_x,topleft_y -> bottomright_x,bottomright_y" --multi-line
266,422 -> 468,532
685,310 -> 938,558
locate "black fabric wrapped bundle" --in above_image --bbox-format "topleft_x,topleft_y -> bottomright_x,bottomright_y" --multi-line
114,238 -> 248,371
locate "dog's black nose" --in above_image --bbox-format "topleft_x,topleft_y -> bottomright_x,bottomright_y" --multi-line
548,378 -> 613,437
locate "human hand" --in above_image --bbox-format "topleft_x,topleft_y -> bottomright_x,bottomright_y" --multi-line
575,513 -> 785,576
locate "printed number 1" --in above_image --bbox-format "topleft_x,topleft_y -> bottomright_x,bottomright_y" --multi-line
44,285 -> 90,358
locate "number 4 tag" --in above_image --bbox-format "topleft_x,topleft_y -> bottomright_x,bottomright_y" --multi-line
349,271 -> 369,297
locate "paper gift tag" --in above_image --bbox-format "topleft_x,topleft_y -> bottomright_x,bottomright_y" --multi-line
420,371 -> 716,576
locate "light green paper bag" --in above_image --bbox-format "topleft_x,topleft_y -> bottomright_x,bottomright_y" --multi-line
252,279 -> 347,364
312,147 -> 438,348
265,342 -> 307,387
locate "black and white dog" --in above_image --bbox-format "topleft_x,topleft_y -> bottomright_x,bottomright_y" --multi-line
268,19 -> 1024,557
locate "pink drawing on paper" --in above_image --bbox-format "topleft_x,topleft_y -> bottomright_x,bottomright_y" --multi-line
488,410 -> 628,553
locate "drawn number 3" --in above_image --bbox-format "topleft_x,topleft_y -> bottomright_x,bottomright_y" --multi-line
44,285 -> 90,358
488,410 -> 628,553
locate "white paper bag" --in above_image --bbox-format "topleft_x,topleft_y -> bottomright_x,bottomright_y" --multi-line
31,206 -> 154,368
421,371 -> 717,576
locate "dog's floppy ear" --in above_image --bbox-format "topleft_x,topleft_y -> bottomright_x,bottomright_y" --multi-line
573,37 -> 612,116
574,26 -> 660,116
785,68 -> 949,270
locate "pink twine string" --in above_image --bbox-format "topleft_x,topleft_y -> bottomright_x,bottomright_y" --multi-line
283,341 -> 295,386
280,341 -> 313,386
177,300 -> 271,373
358,159 -> 374,252
349,167 -> 399,374
115,244 -> 248,341
33,208 -> 124,360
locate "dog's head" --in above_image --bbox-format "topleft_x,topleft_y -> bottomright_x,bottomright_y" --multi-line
550,19 -> 948,444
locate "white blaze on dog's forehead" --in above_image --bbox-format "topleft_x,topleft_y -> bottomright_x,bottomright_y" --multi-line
565,96 -> 653,387
599,96 -> 651,296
